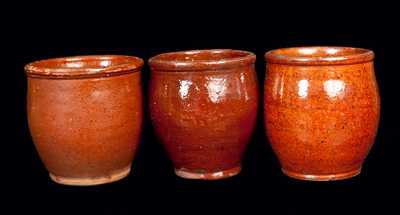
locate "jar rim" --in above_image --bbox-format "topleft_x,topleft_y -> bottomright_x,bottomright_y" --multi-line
265,46 -> 374,65
25,55 -> 144,79
148,49 -> 256,71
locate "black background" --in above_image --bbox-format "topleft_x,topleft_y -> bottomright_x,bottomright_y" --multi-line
5,2 -> 399,214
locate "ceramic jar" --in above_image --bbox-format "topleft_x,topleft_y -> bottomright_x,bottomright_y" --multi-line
149,50 -> 258,180
264,47 -> 380,181
25,55 -> 143,186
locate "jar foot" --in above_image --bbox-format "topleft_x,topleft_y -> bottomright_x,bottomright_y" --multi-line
49,166 -> 131,186
281,168 -> 361,181
175,166 -> 241,180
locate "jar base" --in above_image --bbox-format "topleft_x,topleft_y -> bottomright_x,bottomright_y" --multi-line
175,166 -> 241,180
281,168 -> 361,181
49,166 -> 131,186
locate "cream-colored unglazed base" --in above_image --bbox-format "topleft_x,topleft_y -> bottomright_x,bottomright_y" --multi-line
281,168 -> 361,181
175,166 -> 241,180
49,166 -> 131,186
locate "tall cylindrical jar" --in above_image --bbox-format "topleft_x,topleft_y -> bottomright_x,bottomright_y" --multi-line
149,49 -> 258,180
264,47 -> 380,181
25,55 -> 143,186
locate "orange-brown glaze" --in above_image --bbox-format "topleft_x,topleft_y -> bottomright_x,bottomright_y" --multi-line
264,47 -> 380,181
149,50 -> 258,180
26,55 -> 143,186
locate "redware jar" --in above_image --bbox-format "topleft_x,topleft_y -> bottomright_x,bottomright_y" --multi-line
25,55 -> 143,186
264,47 -> 380,181
149,49 -> 258,180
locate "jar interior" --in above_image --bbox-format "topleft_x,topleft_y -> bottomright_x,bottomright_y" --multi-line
272,47 -> 369,58
31,56 -> 141,71
25,55 -> 143,78
154,50 -> 252,62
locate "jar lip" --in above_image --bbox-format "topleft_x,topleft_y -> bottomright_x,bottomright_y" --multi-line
265,46 -> 374,65
25,55 -> 144,79
148,49 -> 256,71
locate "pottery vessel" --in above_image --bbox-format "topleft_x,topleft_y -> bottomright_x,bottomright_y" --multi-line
264,47 -> 380,181
149,49 -> 258,180
25,55 -> 143,185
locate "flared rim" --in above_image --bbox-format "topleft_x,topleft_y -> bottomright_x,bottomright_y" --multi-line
148,49 -> 256,71
25,55 -> 144,79
265,46 -> 374,65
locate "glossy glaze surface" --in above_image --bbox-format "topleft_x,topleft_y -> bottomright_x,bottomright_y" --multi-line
149,50 -> 258,180
264,47 -> 380,181
26,55 -> 143,185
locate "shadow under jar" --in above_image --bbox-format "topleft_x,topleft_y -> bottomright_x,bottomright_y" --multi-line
264,47 -> 380,181
25,55 -> 143,186
149,50 -> 258,180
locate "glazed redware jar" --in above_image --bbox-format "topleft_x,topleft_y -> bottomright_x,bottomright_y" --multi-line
149,50 -> 258,180
25,55 -> 143,186
264,47 -> 380,181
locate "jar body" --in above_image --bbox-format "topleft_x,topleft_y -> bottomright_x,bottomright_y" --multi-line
27,72 -> 142,185
150,66 -> 258,180
264,60 -> 380,180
